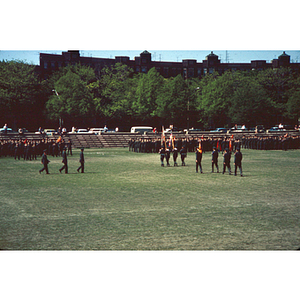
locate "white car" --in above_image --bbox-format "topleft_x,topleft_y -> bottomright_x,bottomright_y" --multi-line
89,128 -> 105,135
77,129 -> 89,134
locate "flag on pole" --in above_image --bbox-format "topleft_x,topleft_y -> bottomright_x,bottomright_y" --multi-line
229,135 -> 233,151
198,138 -> 203,153
161,126 -> 165,147
169,133 -> 173,148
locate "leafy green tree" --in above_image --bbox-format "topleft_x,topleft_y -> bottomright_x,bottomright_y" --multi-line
92,63 -> 136,126
153,75 -> 191,127
286,76 -> 300,124
46,65 -> 95,126
0,60 -> 41,129
198,71 -> 235,128
256,67 -> 293,124
229,74 -> 271,127
133,67 -> 164,122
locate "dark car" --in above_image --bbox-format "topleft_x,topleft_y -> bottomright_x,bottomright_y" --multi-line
0,127 -> 16,134
210,128 -> 228,133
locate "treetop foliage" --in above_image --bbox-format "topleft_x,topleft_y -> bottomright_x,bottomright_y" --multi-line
1,59 -> 300,130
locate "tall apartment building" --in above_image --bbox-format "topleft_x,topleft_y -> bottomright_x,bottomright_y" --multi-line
39,50 -> 300,79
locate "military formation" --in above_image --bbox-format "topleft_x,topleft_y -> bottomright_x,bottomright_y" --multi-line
0,137 -> 84,175
128,133 -> 300,177
2,131 -> 300,177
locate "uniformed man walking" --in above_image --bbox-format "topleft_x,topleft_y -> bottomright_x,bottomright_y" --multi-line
222,148 -> 231,175
39,149 -> 50,174
195,147 -> 203,173
77,148 -> 85,173
59,148 -> 68,174
211,146 -> 219,173
234,148 -> 243,176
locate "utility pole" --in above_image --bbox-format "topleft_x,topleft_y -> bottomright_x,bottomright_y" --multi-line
52,89 -> 62,127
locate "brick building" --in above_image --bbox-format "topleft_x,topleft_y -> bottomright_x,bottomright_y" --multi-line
39,50 -> 300,79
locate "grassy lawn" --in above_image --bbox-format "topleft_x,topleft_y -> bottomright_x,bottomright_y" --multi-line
0,147 -> 300,250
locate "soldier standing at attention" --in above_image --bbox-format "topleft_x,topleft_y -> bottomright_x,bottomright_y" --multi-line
195,147 -> 203,173
59,148 -> 68,174
77,148 -> 85,173
39,149 -> 50,174
234,148 -> 243,176
222,148 -> 231,175
211,146 -> 219,173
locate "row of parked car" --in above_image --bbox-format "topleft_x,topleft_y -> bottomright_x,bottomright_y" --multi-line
1,124 -> 299,135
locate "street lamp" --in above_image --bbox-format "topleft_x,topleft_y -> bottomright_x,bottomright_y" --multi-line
52,89 -> 62,127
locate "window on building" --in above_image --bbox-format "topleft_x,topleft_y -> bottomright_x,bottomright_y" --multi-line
44,62 -> 48,69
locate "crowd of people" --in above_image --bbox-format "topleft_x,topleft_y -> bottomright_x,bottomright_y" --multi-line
128,134 -> 300,154
128,133 -> 300,176
0,137 -> 72,159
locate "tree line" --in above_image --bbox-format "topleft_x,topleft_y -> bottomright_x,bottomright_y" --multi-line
1,59 -> 300,131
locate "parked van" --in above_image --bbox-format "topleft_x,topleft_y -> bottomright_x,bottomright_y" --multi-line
130,126 -> 153,133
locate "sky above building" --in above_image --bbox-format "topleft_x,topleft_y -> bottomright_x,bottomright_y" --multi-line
1,50 -> 300,65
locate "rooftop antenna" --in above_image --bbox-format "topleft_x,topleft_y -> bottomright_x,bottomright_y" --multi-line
225,50 -> 229,63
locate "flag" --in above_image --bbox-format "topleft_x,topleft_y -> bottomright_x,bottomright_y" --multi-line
169,133 -> 173,148
198,138 -> 202,153
229,138 -> 233,151
161,126 -> 165,147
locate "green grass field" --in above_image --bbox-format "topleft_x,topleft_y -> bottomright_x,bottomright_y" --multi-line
1,147 -> 299,250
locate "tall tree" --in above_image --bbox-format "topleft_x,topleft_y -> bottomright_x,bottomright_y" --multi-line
133,67 -> 164,121
0,60 -> 41,129
46,65 -> 96,127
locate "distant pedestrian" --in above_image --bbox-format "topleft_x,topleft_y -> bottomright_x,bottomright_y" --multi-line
39,149 -> 50,174
234,148 -> 243,176
77,148 -> 85,173
59,148 -> 68,174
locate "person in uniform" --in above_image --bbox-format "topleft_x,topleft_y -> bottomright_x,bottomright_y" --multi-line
180,146 -> 187,166
234,148 -> 243,176
195,147 -> 203,173
222,148 -> 231,175
77,148 -> 85,173
172,147 -> 178,166
159,147 -> 166,167
165,147 -> 171,166
59,148 -> 68,174
211,146 -> 219,173
39,149 -> 50,174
